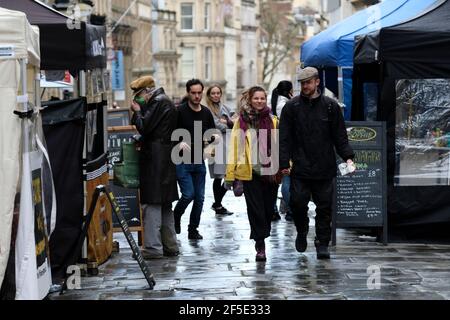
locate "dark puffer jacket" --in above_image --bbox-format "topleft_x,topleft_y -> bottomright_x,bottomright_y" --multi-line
279,93 -> 354,179
131,88 -> 179,204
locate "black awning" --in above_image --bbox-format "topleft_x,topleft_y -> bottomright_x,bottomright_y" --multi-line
0,0 -> 106,70
354,32 -> 380,65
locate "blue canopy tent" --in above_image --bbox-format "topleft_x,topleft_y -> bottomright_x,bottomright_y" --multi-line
300,0 -> 437,120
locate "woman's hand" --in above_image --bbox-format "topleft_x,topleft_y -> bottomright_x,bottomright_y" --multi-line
223,181 -> 233,190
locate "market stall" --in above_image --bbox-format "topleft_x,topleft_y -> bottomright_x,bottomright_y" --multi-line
1,0 -> 111,279
0,6 -> 58,299
300,0 -> 436,120
352,0 -> 450,240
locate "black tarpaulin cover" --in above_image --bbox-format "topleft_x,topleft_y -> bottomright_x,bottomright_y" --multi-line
0,0 -> 106,70
378,0 -> 450,238
353,0 -> 445,65
354,32 -> 380,65
351,0 -> 450,240
41,98 -> 86,281
379,0 -> 450,63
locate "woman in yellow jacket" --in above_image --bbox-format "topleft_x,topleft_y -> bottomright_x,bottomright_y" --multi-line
225,86 -> 278,262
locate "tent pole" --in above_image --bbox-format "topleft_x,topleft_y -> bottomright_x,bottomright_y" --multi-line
338,66 -> 344,104
20,59 -> 28,112
19,59 -> 29,153
80,71 -> 86,97
80,70 -> 88,271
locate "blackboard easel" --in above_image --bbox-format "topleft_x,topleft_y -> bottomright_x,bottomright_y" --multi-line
108,125 -> 144,245
59,185 -> 155,294
332,121 -> 388,246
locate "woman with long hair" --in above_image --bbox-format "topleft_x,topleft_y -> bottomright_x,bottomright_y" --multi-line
270,80 -> 293,117
225,86 -> 279,262
205,85 -> 235,215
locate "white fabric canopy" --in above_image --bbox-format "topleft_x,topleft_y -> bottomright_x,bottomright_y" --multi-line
0,7 -> 40,291
0,7 -> 40,66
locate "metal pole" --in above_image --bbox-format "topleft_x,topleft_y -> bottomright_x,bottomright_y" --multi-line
19,59 -> 29,154
35,69 -> 40,109
337,66 -> 344,104
80,70 -> 88,270
80,70 -> 87,97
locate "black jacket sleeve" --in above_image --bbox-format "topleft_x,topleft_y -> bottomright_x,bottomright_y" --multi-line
279,100 -> 294,170
132,98 -> 172,137
329,99 -> 354,161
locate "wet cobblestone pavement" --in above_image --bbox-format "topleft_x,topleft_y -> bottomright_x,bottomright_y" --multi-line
49,181 -> 450,300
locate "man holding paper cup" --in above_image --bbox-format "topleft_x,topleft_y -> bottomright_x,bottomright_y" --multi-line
279,67 -> 355,259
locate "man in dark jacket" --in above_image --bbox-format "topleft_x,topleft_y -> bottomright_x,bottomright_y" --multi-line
130,76 -> 179,258
173,79 -> 216,240
279,67 -> 355,259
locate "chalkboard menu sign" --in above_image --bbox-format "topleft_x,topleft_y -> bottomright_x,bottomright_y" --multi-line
109,184 -> 141,229
107,126 -> 143,237
333,121 -> 387,245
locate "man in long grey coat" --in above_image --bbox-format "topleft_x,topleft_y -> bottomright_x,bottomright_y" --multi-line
130,76 -> 179,258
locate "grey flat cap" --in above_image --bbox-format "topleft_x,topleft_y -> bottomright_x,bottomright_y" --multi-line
298,67 -> 319,82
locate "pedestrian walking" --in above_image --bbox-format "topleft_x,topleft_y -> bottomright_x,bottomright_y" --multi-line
270,80 -> 294,222
205,85 -> 235,215
173,79 -> 216,240
130,75 -> 179,259
225,86 -> 279,262
279,67 -> 355,259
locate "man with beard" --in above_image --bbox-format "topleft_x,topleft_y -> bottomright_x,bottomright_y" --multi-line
279,67 -> 355,259
173,79 -> 216,240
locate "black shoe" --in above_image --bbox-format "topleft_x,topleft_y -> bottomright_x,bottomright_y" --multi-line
271,213 -> 281,221
174,212 -> 181,234
215,206 -> 233,215
295,233 -> 307,252
188,229 -> 203,240
285,213 -> 293,222
163,250 -> 180,257
315,240 -> 330,259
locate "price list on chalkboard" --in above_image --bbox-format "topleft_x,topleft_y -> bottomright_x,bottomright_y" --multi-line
336,150 -> 383,225
333,121 -> 387,244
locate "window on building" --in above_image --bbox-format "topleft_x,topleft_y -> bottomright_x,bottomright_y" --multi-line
181,47 -> 195,81
205,46 -> 212,81
181,3 -> 194,31
204,3 -> 211,31
170,30 -> 175,50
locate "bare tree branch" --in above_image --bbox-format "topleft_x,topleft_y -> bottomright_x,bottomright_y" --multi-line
259,1 -> 300,88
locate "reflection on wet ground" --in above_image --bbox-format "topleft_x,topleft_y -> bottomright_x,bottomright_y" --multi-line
50,181 -> 450,300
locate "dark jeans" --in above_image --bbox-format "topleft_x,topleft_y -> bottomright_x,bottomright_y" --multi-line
174,163 -> 206,231
290,178 -> 333,245
243,174 -> 278,241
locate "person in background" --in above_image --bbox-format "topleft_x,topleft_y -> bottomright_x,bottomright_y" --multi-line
205,85 -> 235,215
173,79 -> 216,240
270,80 -> 294,222
279,67 -> 354,260
225,86 -> 278,262
130,75 -> 179,259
